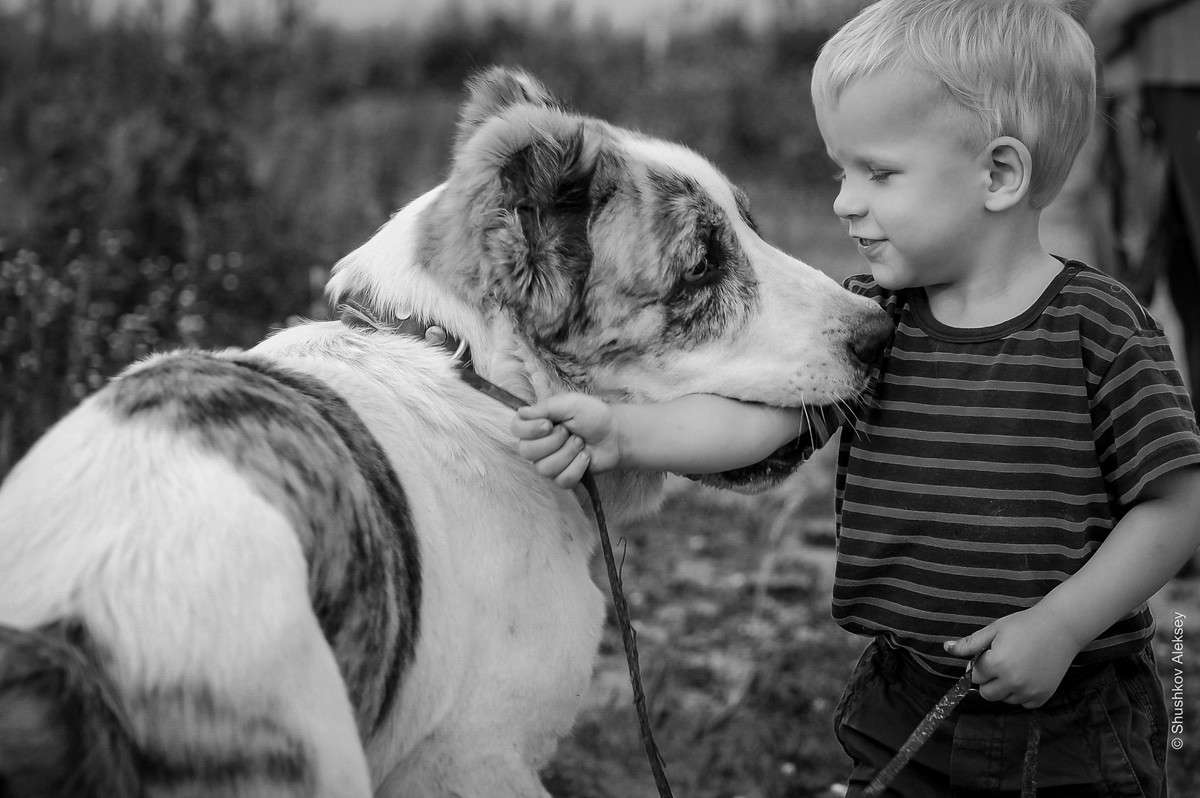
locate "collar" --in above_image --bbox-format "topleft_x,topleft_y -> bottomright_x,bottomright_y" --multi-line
337,298 -> 531,411
337,298 -> 472,369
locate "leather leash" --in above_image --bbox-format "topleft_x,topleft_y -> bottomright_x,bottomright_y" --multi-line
864,657 -> 1040,798
863,663 -> 976,797
338,303 -> 676,798
458,369 -> 675,798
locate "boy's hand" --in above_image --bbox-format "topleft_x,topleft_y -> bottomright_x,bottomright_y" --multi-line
510,393 -> 620,488
943,606 -> 1082,708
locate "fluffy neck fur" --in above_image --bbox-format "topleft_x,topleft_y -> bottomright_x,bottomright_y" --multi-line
326,186 -> 526,393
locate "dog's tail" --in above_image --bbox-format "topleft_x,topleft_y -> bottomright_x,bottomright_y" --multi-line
0,620 -> 141,798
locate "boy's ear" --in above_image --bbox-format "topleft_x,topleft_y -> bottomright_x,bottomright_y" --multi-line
983,136 -> 1033,211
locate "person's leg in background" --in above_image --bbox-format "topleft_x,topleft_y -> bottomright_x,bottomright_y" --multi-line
1145,87 -> 1200,411
1156,178 -> 1200,406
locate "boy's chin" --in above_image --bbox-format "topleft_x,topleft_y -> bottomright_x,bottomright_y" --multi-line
867,262 -> 918,292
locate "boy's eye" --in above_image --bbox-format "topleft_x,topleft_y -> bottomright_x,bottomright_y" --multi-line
832,170 -> 845,183
869,170 -> 895,182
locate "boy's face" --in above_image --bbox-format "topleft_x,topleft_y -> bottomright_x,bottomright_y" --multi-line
814,70 -> 991,291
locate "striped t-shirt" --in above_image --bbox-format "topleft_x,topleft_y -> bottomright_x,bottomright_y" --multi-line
807,261 -> 1200,678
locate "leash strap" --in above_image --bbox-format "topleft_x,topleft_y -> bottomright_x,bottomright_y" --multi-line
584,468 -> 674,798
864,658 -> 1041,798
863,663 -> 975,797
457,368 -> 675,798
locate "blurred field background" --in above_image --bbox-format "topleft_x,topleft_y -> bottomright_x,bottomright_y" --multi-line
0,1 -> 1197,796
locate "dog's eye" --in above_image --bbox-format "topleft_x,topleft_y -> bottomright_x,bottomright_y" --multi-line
683,257 -> 716,285
686,258 -> 710,283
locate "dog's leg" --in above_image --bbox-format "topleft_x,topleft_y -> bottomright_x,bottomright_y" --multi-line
115,455 -> 375,798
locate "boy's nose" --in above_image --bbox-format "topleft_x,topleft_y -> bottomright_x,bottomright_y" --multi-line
832,183 -> 865,220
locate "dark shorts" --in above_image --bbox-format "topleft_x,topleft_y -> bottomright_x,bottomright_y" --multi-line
833,637 -> 1169,797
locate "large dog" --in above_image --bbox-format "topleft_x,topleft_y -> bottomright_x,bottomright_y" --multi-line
0,68 -> 890,796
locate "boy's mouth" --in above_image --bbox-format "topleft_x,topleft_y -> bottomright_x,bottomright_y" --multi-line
855,236 -> 885,248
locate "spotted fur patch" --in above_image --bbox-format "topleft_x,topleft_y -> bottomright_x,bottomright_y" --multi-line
104,352 -> 420,737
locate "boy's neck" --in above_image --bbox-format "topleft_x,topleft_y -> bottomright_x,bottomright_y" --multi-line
923,216 -> 1063,329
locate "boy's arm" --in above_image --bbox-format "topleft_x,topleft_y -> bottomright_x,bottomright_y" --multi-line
512,393 -> 805,487
610,395 -> 806,473
1036,466 -> 1200,647
947,466 -> 1200,706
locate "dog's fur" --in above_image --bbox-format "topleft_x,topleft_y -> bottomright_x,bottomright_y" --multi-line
0,68 -> 891,796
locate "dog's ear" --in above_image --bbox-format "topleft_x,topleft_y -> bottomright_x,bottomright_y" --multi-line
483,115 -> 607,344
456,67 -> 564,147
442,72 -> 615,344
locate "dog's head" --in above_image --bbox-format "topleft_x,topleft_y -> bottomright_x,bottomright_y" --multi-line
329,67 -> 891,489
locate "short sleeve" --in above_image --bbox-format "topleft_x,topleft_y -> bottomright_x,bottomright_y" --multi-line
1092,328 -> 1200,507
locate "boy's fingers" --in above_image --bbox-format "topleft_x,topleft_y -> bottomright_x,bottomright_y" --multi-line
517,427 -> 570,461
554,449 -> 591,488
516,404 -> 547,420
518,397 -> 580,423
970,653 -> 995,685
944,625 -> 997,659
539,393 -> 596,423
533,435 -> 586,480
511,415 -> 555,440
977,680 -> 1014,703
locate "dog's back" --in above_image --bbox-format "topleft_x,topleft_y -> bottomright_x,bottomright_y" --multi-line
0,350 -> 390,796
0,326 -> 603,797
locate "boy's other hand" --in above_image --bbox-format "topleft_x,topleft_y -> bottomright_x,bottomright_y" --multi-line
943,606 -> 1081,708
511,393 -> 620,488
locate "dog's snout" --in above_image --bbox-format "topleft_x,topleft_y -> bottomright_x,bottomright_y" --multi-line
849,312 -> 893,367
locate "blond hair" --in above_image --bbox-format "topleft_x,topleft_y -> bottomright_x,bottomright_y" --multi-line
812,0 -> 1095,208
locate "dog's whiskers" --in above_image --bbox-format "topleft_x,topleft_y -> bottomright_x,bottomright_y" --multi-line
799,395 -> 814,439
839,396 -> 870,442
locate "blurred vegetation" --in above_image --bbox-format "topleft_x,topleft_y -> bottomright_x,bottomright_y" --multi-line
0,0 -> 854,476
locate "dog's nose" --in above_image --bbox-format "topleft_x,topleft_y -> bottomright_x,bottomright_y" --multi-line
849,312 -> 893,367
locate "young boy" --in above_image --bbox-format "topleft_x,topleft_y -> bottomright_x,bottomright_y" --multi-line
511,0 -> 1200,794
